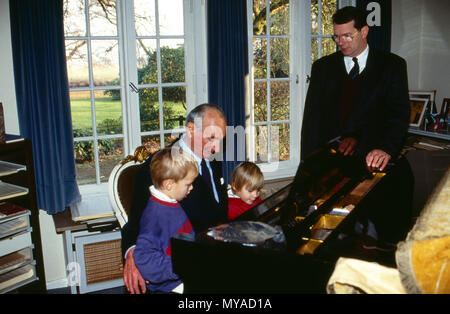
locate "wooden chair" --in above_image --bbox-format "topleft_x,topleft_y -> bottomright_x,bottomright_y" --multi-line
108,146 -> 151,228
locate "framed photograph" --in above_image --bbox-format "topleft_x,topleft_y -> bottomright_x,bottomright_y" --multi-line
409,97 -> 428,127
442,98 -> 449,119
409,90 -> 437,113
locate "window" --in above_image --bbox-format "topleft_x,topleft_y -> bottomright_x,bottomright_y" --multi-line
64,0 -> 206,187
311,0 -> 338,63
247,0 -> 337,179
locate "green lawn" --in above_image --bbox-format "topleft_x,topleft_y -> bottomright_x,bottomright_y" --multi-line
71,96 -> 186,130
71,96 -> 121,129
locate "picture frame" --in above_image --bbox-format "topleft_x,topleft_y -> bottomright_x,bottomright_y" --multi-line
409,97 -> 428,127
409,90 -> 437,114
442,98 -> 449,119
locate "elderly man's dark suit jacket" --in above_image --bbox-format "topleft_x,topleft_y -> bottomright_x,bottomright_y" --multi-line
121,142 -> 228,256
301,47 -> 410,161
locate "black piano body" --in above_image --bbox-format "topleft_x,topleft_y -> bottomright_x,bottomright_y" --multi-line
172,140 -> 401,293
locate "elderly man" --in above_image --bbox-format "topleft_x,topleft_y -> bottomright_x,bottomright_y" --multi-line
122,103 -> 228,294
301,7 -> 413,247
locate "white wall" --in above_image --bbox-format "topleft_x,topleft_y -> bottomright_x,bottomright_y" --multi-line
0,0 -> 19,135
0,0 -> 68,289
392,0 -> 450,111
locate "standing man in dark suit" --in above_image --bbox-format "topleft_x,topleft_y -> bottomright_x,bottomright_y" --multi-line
122,103 -> 228,294
301,7 -> 413,245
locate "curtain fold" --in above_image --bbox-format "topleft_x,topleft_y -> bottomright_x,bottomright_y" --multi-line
356,0 -> 392,52
207,0 -> 249,184
9,0 -> 81,214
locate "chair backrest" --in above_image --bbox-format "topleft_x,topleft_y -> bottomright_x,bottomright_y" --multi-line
108,146 -> 150,228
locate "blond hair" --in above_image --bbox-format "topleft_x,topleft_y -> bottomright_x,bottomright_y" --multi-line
230,162 -> 264,193
150,147 -> 198,189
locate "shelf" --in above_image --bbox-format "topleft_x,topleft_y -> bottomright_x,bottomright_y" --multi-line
408,128 -> 450,141
0,139 -> 46,292
0,210 -> 30,240
0,246 -> 33,276
0,181 -> 29,201
0,263 -> 37,294
0,229 -> 33,257
0,161 -> 26,177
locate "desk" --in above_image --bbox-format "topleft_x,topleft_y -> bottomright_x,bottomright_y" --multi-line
53,208 -> 123,294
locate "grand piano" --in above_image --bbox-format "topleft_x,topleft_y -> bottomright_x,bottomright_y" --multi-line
171,139 -> 402,293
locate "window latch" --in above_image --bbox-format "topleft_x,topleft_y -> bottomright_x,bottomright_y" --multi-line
129,82 -> 139,93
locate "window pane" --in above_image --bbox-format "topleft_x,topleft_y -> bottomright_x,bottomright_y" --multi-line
91,40 -> 120,86
271,81 -> 290,121
255,124 -> 268,164
311,38 -> 319,63
142,134 -> 161,153
99,138 -> 124,183
273,123 -> 290,161
134,0 -> 156,36
321,37 -> 337,57
70,90 -> 93,137
322,0 -> 337,35
311,0 -> 318,35
253,0 -> 267,35
64,0 -> 86,37
254,82 -> 267,123
139,88 -> 160,132
270,38 -> 289,78
159,0 -> 184,35
88,0 -> 117,36
137,39 -> 157,85
253,38 -> 267,79
163,86 -> 186,130
66,40 -> 89,88
160,40 -> 185,84
74,140 -> 96,185
270,0 -> 289,35
95,90 -> 122,135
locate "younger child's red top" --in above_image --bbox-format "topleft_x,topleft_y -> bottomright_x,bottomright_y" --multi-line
227,196 -> 262,221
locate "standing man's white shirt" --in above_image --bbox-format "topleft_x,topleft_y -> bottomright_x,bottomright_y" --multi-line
344,44 -> 369,75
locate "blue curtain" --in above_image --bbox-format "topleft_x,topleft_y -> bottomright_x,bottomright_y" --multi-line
207,0 -> 249,184
357,0 -> 392,52
9,0 -> 81,214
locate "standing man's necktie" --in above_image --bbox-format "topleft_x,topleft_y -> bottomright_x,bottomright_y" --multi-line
349,57 -> 359,79
201,159 -> 213,192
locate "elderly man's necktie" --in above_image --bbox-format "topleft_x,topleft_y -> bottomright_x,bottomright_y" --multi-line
201,159 -> 213,191
349,57 -> 359,79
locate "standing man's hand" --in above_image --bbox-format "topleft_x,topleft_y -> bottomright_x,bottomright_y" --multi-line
123,247 -> 147,294
366,149 -> 391,172
338,137 -> 357,156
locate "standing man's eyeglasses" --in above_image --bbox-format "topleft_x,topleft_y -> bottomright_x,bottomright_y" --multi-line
332,30 -> 359,43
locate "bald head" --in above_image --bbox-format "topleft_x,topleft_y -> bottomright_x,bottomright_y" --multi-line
184,104 -> 227,159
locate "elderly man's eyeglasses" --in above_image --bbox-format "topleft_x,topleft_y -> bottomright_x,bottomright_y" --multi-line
332,30 -> 359,43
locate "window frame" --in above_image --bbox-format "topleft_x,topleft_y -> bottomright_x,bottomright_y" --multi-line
65,0 -> 207,196
246,0 -> 309,180
246,0 -> 343,180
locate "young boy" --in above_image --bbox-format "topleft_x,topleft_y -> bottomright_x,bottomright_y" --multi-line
227,161 -> 264,220
133,147 -> 198,293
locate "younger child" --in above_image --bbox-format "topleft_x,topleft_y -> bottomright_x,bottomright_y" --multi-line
227,161 -> 264,220
133,147 -> 198,293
